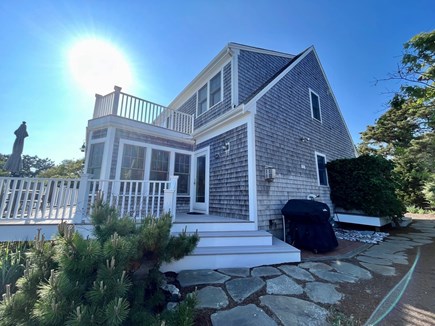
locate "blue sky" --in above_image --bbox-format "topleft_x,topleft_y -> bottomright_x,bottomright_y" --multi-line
0,1 -> 434,164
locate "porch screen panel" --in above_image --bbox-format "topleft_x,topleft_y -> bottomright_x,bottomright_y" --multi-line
87,142 -> 104,179
120,144 -> 145,180
174,153 -> 190,195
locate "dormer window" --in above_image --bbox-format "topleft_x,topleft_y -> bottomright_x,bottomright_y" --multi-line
309,89 -> 321,122
197,71 -> 222,116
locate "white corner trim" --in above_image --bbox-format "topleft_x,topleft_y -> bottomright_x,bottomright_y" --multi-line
231,48 -> 240,108
244,47 -> 313,111
247,114 -> 258,228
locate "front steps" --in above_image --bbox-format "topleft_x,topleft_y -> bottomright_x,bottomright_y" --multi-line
161,227 -> 300,272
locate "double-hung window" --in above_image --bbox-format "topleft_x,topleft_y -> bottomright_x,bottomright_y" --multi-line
310,89 -> 321,122
316,153 -> 328,186
174,153 -> 191,195
197,71 -> 222,116
120,144 -> 145,180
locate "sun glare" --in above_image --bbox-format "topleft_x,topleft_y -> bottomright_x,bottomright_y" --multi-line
68,38 -> 133,94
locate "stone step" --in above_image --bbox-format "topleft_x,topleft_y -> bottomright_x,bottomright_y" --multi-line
172,230 -> 273,247
161,237 -> 300,272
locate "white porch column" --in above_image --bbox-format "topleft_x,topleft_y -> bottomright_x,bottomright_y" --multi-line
163,176 -> 178,222
112,86 -> 122,115
74,173 -> 91,224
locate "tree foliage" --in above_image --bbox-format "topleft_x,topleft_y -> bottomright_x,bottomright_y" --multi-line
359,30 -> 435,208
327,155 -> 405,219
0,154 -> 55,177
38,159 -> 84,178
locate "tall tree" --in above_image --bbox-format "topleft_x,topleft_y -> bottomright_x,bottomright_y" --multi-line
359,30 -> 435,208
38,158 -> 84,178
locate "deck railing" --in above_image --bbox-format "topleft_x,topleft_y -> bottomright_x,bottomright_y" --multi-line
93,86 -> 193,134
0,175 -> 178,223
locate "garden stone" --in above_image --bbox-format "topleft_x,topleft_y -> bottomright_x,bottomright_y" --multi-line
251,266 -> 281,277
211,304 -> 277,326
310,269 -> 357,283
226,277 -> 264,303
360,262 -> 396,276
278,265 -> 315,281
305,282 -> 343,304
160,281 -> 181,301
298,262 -> 332,271
266,275 -> 303,295
218,268 -> 250,277
177,269 -> 230,287
331,261 -> 372,280
196,286 -> 229,309
260,295 -> 329,326
357,255 -> 393,266
166,302 -> 178,311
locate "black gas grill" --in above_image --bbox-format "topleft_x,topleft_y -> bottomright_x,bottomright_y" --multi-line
281,199 -> 338,253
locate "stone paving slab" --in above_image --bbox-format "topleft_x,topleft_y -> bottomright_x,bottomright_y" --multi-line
298,262 -> 332,271
304,282 -> 343,304
211,304 -> 277,326
260,295 -> 329,326
360,262 -> 396,276
226,277 -> 264,303
266,275 -> 303,295
357,255 -> 393,266
196,286 -> 229,309
331,261 -> 372,280
177,269 -> 230,287
251,266 -> 281,277
278,265 -> 315,281
310,269 -> 358,283
218,268 -> 250,277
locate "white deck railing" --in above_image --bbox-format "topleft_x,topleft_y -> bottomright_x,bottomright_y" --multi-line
0,175 -> 178,224
93,86 -> 193,134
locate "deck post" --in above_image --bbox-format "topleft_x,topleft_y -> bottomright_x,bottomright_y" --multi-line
163,176 -> 178,222
93,94 -> 102,118
112,86 -> 122,115
74,173 -> 91,224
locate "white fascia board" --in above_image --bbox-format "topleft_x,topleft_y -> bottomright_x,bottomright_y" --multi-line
88,115 -> 194,145
193,105 -> 248,143
168,45 -> 233,110
310,47 -> 355,152
244,47 -> 313,112
228,42 -> 295,59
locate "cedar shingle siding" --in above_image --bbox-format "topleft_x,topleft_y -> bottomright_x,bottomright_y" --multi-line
196,124 -> 249,220
238,50 -> 292,104
254,51 -> 355,237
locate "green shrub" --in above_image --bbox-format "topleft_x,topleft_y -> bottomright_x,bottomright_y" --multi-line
327,155 -> 406,219
0,200 -> 199,325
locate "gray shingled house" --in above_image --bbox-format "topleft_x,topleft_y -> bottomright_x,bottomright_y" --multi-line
84,43 -> 356,271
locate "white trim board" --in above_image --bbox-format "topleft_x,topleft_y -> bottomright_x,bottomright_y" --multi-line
334,213 -> 390,227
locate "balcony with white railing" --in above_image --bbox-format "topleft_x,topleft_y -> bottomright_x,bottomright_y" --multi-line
93,86 -> 194,135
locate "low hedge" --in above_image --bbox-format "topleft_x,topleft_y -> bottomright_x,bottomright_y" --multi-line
327,155 -> 405,219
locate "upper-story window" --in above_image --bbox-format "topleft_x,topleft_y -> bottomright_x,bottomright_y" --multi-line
197,71 -> 222,116
309,89 -> 321,122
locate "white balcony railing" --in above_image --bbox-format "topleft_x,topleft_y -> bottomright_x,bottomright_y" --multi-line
0,175 -> 178,224
93,86 -> 193,134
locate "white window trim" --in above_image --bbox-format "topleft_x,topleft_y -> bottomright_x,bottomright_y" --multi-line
309,88 -> 322,122
315,152 -> 328,186
115,139 -> 193,195
196,69 -> 223,118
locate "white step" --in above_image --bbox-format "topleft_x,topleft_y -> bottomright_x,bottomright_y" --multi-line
171,221 -> 256,232
160,237 -> 300,273
172,230 -> 273,247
